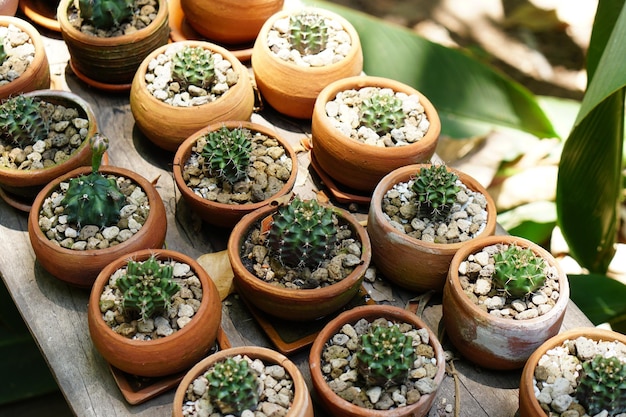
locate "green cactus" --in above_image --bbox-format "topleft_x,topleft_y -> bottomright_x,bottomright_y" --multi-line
201,125 -> 252,185
288,12 -> 329,55
78,0 -> 135,30
356,323 -> 415,388
411,165 -> 461,221
205,356 -> 261,416
575,354 -> 626,416
266,197 -> 338,269
0,38 -> 7,65
359,92 -> 407,136
61,134 -> 126,228
492,244 -> 547,298
0,95 -> 50,148
171,46 -> 215,90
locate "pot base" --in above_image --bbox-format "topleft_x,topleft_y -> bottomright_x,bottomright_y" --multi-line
0,186 -> 33,212
69,60 -> 133,92
309,151 -> 372,205
19,0 -> 61,32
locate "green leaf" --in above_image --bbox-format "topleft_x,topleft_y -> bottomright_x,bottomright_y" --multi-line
569,273 -> 626,326
497,201 -> 556,244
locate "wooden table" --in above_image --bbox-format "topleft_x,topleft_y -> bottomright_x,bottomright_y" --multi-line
0,32 -> 594,417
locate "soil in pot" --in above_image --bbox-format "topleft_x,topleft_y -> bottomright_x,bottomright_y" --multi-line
0,22 -> 38,86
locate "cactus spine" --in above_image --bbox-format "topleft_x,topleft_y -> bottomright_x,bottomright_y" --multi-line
359,92 -> 407,136
205,356 -> 261,416
78,0 -> 135,30
492,244 -> 547,298
0,95 -> 50,148
171,46 -> 215,90
411,165 -> 460,221
288,12 -> 328,55
575,354 -> 626,416
201,125 -> 252,184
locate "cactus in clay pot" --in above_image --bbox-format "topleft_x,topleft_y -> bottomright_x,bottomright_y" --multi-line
492,244 -> 547,298
205,356 -> 261,416
359,92 -> 407,136
171,45 -> 215,90
575,354 -> 626,416
200,125 -> 252,185
288,12 -> 329,55
78,0 -> 135,30
411,164 -> 460,221
0,95 -> 50,148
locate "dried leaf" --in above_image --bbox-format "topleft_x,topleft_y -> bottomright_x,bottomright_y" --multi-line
196,250 -> 235,301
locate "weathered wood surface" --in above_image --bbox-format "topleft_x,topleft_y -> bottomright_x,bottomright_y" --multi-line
0,34 -> 594,417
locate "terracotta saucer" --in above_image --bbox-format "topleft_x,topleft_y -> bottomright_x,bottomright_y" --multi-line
68,60 -> 132,93
0,187 -> 34,212
19,0 -> 61,32
309,151 -> 372,205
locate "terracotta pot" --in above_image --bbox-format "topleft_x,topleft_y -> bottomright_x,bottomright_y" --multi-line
227,201 -> 371,321
0,90 -> 96,205
367,164 -> 497,292
130,41 -> 255,152
88,249 -> 222,378
172,346 -> 313,417
518,327 -> 626,417
442,235 -> 570,370
0,0 -> 18,17
57,0 -> 170,87
18,0 -> 60,32
180,0 -> 283,45
0,16 -> 50,100
311,76 -> 441,193
28,165 -> 167,288
309,304 -> 446,417
251,7 -> 363,119
173,121 -> 298,228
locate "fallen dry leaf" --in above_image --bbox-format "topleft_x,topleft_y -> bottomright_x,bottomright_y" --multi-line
196,250 -> 235,301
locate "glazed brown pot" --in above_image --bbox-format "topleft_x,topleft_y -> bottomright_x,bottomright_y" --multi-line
88,249 -> 222,378
179,0 -> 284,45
130,41 -> 255,152
311,76 -> 441,193
0,16 -> 50,100
172,346 -> 313,417
442,235 -> 570,370
227,201 -> 371,321
367,164 -> 497,292
309,304 -> 446,417
251,7 -> 363,119
518,327 -> 626,417
28,165 -> 167,288
173,121 -> 298,228
57,0 -> 170,87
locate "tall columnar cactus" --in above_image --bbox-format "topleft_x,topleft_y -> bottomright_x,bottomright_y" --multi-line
0,95 -> 50,148
171,46 -> 215,90
359,92 -> 407,136
205,357 -> 261,416
78,0 -> 135,30
288,12 -> 328,55
201,125 -> 252,184
61,134 -> 126,228
266,197 -> 338,269
356,323 -> 415,388
115,254 -> 180,322
575,354 -> 626,416
411,165 -> 460,221
492,244 -> 547,298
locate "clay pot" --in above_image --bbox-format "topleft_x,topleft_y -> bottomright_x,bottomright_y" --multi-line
88,249 -> 222,378
251,7 -> 363,119
518,327 -> 626,417
0,16 -> 50,100
0,0 -> 18,17
173,121 -> 298,228
367,164 -> 497,292
309,304 -> 446,417
172,346 -> 313,417
18,0 -> 60,32
311,76 -> 441,193
28,165 -> 167,288
130,41 -> 255,152
442,235 -> 570,370
57,0 -> 170,88
227,201 -> 371,321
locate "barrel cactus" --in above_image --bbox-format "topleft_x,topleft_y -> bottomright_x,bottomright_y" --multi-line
78,0 -> 135,30
492,244 -> 547,298
201,125 -> 252,185
266,197 -> 338,269
0,95 -> 50,148
411,164 -> 461,221
171,45 -> 215,90
359,92 -> 407,136
205,356 -> 261,416
288,12 -> 328,55
575,354 -> 626,416
356,323 -> 415,388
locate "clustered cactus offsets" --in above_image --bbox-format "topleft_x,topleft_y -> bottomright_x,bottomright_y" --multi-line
575,354 -> 626,417
171,45 -> 215,90
288,12 -> 329,56
78,0 -> 135,31
204,356 -> 262,416
411,164 -> 461,222
492,244 -> 547,298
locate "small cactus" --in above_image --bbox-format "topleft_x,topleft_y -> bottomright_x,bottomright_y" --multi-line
492,244 -> 547,298
171,46 -> 215,90
115,254 -> 180,322
288,12 -> 328,55
201,125 -> 252,185
78,0 -> 135,30
61,133 -> 126,228
411,165 -> 460,221
205,356 -> 261,416
266,197 -> 338,269
356,323 -> 415,388
359,92 -> 407,136
0,95 -> 50,148
0,38 -> 7,65
575,354 -> 626,416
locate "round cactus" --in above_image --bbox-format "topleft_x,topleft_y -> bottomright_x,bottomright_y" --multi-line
0,95 -> 50,149
201,125 -> 252,185
288,12 -> 329,56
359,92 -> 407,136
492,244 -> 547,298
78,0 -> 135,30
575,354 -> 626,416
171,46 -> 215,90
356,323 -> 415,388
205,356 -> 261,416
411,165 -> 461,221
